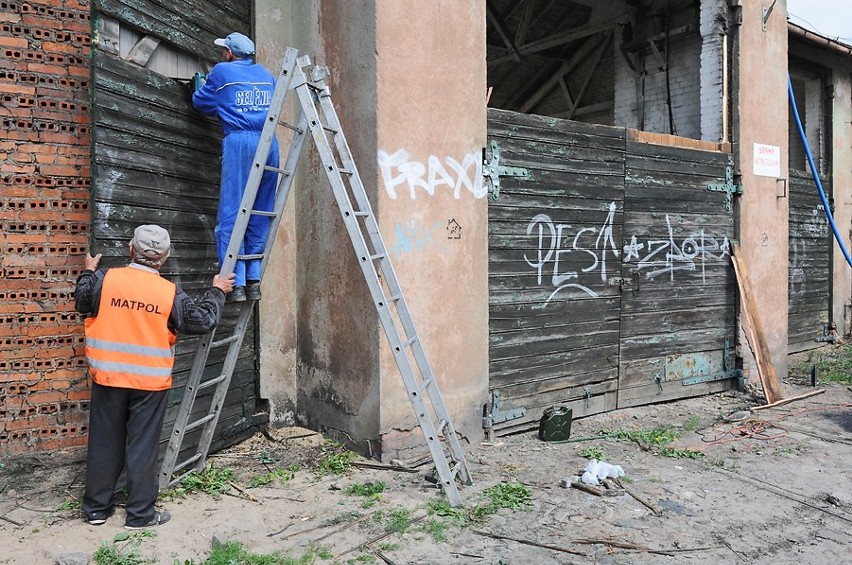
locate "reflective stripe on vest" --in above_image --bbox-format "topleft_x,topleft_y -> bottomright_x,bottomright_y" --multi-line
85,266 -> 177,391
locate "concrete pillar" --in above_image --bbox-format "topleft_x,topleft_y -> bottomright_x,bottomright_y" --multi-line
260,1 -> 488,460
733,0 -> 789,379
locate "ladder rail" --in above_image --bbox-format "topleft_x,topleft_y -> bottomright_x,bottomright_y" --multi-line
160,47 -> 302,488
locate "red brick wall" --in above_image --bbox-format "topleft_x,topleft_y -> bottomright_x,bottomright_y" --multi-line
0,0 -> 92,454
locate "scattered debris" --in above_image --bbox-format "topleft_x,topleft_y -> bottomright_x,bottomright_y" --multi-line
752,389 -> 825,411
472,530 -> 589,558
580,459 -> 624,486
614,478 -> 664,516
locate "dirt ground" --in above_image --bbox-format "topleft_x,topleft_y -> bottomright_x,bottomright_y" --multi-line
1,359 -> 851,564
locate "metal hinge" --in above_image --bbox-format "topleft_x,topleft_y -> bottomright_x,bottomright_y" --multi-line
483,140 -> 531,199
707,162 -> 743,211
482,389 -> 526,432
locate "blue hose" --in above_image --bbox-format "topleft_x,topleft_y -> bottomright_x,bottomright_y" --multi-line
787,74 -> 852,268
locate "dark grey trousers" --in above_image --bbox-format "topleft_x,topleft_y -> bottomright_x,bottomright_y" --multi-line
82,381 -> 168,527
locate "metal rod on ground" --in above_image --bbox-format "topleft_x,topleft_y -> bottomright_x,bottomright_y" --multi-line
471,530 -> 589,557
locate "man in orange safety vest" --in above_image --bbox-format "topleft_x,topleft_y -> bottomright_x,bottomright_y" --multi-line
75,224 -> 234,530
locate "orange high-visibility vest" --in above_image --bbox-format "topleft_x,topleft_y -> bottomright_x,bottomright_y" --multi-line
84,266 -> 177,391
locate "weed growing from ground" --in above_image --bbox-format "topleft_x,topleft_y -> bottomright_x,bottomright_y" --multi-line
93,531 -> 157,565
605,426 -> 703,459
578,445 -> 606,460
315,441 -> 357,475
184,540 -> 319,564
344,481 -> 386,508
250,464 -> 299,488
682,414 -> 702,432
58,498 -> 81,511
175,464 -> 235,499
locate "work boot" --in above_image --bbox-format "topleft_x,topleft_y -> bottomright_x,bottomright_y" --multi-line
246,280 -> 261,301
227,286 -> 246,303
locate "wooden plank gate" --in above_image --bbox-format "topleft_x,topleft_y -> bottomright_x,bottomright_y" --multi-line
787,170 -> 832,353
486,109 -> 737,434
90,0 -> 261,459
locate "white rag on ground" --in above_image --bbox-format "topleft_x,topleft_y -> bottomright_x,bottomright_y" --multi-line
580,459 -> 625,485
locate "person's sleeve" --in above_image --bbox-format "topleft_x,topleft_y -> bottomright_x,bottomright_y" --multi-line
75,269 -> 105,315
191,65 -> 223,117
169,286 -> 226,335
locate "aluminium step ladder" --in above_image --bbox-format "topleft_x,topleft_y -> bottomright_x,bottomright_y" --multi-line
160,49 -> 472,506
159,47 -> 307,490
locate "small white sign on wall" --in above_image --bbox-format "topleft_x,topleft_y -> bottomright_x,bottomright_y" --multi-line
753,143 -> 781,178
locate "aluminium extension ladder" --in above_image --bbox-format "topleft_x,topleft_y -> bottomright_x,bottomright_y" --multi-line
160,48 -> 472,505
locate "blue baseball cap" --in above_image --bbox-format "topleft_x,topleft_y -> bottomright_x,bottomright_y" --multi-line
214,32 -> 255,57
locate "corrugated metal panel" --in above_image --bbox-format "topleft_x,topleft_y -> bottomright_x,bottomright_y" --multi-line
617,142 -> 736,407
90,2 -> 259,458
486,109 -> 625,434
788,169 -> 831,352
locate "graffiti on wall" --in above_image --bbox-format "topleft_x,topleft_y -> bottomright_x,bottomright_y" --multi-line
391,220 -> 448,258
378,149 -> 487,200
524,202 -> 731,306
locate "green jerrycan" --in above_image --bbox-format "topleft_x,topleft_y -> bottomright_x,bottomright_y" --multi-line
538,406 -> 572,441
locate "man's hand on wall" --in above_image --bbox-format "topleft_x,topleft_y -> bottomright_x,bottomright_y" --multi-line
84,253 -> 102,271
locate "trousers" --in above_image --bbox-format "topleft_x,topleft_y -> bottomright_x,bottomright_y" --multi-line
216,131 -> 280,286
82,381 -> 168,527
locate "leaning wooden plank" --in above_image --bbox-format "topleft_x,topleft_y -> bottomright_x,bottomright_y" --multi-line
751,389 -> 824,411
730,243 -> 783,404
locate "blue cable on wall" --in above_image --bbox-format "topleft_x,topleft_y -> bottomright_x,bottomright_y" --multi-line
787,74 -> 852,268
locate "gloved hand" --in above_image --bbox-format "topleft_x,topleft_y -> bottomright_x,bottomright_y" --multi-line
191,72 -> 206,93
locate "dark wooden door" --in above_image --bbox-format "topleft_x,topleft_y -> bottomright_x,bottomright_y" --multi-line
788,170 -> 831,353
486,109 -> 624,434
617,141 -> 737,407
90,0 -> 259,455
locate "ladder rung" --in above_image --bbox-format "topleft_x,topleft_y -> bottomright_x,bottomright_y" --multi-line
322,125 -> 338,134
404,336 -> 417,347
339,168 -> 354,175
353,210 -> 370,217
278,120 -> 302,133
388,294 -> 401,302
418,377 -> 433,393
172,453 -> 203,474
251,209 -> 278,217
450,462 -> 462,479
264,165 -> 290,175
369,253 -> 385,261
184,414 -> 215,433
198,374 -> 228,391
237,253 -> 265,261
210,335 -> 240,349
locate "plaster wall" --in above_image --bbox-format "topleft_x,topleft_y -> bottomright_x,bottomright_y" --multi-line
255,1 -> 302,427
734,1 -> 789,379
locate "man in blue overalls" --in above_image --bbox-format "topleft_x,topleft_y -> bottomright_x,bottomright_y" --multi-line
192,32 -> 279,302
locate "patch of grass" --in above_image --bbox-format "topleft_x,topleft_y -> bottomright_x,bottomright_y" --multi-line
93,544 -> 152,565
345,481 -> 386,508
682,414 -> 702,432
792,344 -> 852,385
195,540 -> 319,565
58,498 -> 81,511
93,531 -> 158,565
578,445 -> 606,460
421,519 -> 450,542
176,464 -> 235,499
482,482 -> 532,511
315,442 -> 357,475
250,464 -> 299,488
605,426 -> 702,458
374,508 -> 411,534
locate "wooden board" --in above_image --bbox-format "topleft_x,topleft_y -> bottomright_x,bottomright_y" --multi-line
731,243 -> 783,404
